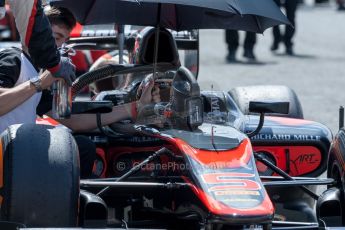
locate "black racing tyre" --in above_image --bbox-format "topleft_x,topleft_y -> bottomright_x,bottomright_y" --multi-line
327,139 -> 345,225
327,158 -> 345,225
0,124 -> 79,227
325,128 -> 345,226
328,155 -> 342,190
229,85 -> 304,119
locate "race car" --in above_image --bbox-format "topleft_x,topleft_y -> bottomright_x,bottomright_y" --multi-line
0,24 -> 343,230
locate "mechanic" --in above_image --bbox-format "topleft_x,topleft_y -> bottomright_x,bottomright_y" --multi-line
41,6 -> 159,131
225,30 -> 257,62
0,0 -> 76,129
0,2 -> 159,177
270,0 -> 299,55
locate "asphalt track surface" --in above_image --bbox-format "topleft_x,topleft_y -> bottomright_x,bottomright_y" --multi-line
198,3 -> 345,135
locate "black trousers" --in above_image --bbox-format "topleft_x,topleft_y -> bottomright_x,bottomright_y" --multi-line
225,30 -> 256,52
74,135 -> 96,179
273,0 -> 298,48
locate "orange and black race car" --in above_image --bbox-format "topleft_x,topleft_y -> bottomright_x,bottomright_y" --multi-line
0,1 -> 344,230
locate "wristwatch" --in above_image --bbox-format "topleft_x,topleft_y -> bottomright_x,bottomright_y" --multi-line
30,77 -> 43,92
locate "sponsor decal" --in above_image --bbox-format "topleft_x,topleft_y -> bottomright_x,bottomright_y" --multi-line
211,96 -> 220,114
116,136 -> 162,143
253,146 -> 321,176
244,225 -> 263,230
202,173 -> 261,192
292,153 -> 318,164
203,173 -> 255,183
251,133 -> 321,141
205,94 -> 227,124
214,190 -> 260,196
209,182 -> 261,191
222,198 -> 260,203
293,135 -> 321,141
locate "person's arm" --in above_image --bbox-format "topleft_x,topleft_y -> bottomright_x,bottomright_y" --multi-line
0,82 -> 36,115
50,75 -> 160,132
0,48 -> 57,116
50,102 -> 136,132
8,0 -> 76,85
0,70 -> 56,116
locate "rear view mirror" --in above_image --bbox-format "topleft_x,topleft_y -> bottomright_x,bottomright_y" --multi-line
247,101 -> 289,138
249,101 -> 289,115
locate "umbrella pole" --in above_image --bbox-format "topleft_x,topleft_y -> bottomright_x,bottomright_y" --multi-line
116,24 -> 125,64
153,3 -> 162,79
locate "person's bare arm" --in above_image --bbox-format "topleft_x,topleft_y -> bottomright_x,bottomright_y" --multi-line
0,70 -> 56,116
0,81 -> 36,115
50,75 -> 160,132
51,102 -> 136,132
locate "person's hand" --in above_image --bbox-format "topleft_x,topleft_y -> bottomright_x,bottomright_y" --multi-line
137,75 -> 161,106
132,75 -> 161,121
151,84 -> 161,103
52,56 -> 76,86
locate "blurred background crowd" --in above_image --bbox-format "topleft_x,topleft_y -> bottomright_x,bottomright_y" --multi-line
224,0 -> 345,63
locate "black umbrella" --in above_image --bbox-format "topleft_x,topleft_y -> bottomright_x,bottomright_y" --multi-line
51,0 -> 290,80
50,0 -> 289,33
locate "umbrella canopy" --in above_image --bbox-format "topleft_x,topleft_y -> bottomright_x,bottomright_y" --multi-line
50,0 -> 289,33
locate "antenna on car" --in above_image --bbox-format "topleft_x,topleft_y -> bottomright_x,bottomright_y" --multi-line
152,3 -> 163,80
210,84 -> 216,148
116,24 -> 125,64
339,106 -> 344,129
